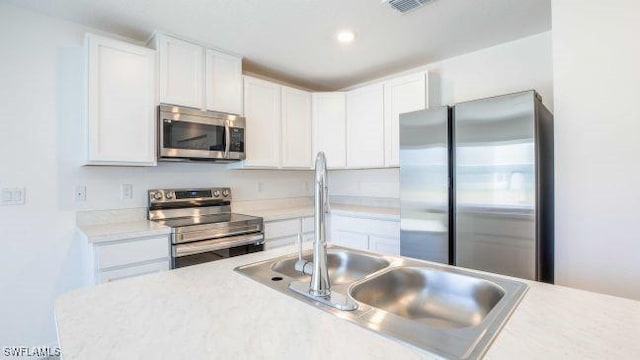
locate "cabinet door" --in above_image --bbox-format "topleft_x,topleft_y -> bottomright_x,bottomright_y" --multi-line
243,76 -> 281,167
96,260 -> 169,284
264,218 -> 299,240
85,34 -> 156,166
346,84 -> 385,168
94,236 -> 170,270
335,231 -> 369,250
369,235 -> 400,256
312,93 -> 347,168
156,34 -> 203,109
384,72 -> 428,167
281,86 -> 312,168
205,49 -> 242,115
265,235 -> 298,251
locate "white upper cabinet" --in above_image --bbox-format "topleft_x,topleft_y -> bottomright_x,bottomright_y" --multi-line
154,34 -> 203,109
312,93 -> 347,169
243,76 -> 281,167
84,33 -> 156,166
281,86 -> 312,168
383,71 -> 428,167
151,33 -> 243,114
346,84 -> 385,168
205,49 -> 243,115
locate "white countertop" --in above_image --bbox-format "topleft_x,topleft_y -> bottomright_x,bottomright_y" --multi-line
55,245 -> 640,360
240,204 -> 399,222
239,206 -> 314,222
77,221 -> 171,243
330,204 -> 399,221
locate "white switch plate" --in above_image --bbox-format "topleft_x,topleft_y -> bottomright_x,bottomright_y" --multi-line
121,184 -> 133,200
74,185 -> 86,202
1,189 -> 11,203
1,187 -> 25,206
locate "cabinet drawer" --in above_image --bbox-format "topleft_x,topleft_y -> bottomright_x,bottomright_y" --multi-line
333,231 -> 369,250
369,235 -> 400,256
331,214 -> 400,237
302,216 -> 314,234
96,260 -> 169,284
265,219 -> 300,239
265,235 -> 297,250
302,233 -> 314,242
95,236 -> 170,270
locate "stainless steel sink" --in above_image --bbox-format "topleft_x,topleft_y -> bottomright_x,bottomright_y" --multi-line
235,245 -> 528,359
349,267 -> 505,329
271,248 -> 390,285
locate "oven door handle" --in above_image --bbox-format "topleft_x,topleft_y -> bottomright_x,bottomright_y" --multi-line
174,233 -> 264,257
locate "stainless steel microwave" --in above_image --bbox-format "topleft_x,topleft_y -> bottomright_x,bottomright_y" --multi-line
158,105 -> 245,162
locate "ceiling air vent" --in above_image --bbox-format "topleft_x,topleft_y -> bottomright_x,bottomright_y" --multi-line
386,0 -> 435,14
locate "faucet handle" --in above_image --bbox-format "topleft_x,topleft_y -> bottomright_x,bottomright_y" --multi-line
297,231 -> 303,262
294,231 -> 312,275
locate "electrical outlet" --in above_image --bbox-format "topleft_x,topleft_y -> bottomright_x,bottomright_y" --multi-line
1,187 -> 25,206
304,181 -> 310,193
121,184 -> 133,200
74,185 -> 86,202
257,182 -> 264,193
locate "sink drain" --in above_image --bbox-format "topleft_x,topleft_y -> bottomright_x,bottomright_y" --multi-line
271,276 -> 283,282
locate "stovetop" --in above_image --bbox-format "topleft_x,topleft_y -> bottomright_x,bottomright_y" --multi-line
153,213 -> 262,230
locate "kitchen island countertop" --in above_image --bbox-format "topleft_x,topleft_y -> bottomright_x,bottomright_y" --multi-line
55,245 -> 640,360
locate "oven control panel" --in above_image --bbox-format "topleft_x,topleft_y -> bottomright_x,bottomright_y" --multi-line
148,187 -> 231,204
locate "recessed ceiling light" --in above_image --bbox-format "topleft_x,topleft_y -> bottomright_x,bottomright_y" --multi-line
337,30 -> 356,44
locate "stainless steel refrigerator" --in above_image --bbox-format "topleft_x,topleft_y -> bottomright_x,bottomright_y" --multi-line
399,90 -> 554,282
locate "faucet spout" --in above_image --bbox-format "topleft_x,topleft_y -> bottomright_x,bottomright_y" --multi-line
288,152 -> 358,311
310,152 -> 331,297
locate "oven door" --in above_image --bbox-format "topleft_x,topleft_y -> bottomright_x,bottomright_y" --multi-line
172,233 -> 264,269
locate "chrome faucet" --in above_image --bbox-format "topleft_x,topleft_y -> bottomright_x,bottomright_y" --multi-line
310,152 -> 331,296
289,152 -> 358,311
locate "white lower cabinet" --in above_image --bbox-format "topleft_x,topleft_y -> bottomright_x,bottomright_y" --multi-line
88,235 -> 171,285
369,235 -> 401,256
329,214 -> 400,255
334,231 -> 369,250
97,261 -> 169,283
264,216 -> 314,250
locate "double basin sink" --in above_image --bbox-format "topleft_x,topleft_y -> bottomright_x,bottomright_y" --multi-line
235,246 -> 528,359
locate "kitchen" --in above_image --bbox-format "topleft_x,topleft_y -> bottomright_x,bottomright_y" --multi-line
1,0 -> 640,359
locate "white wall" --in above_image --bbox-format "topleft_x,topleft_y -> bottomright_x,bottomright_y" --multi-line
552,0 -> 640,300
330,32 -> 554,198
0,3 -> 312,348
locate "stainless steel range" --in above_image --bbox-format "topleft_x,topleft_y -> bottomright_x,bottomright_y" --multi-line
148,187 -> 264,269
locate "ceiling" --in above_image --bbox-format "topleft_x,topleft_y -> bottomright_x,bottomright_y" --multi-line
5,0 -> 551,91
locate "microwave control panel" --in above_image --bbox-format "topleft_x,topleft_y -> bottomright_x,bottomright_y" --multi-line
229,127 -> 245,153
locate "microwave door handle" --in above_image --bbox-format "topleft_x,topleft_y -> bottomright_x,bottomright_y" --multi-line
224,121 -> 231,158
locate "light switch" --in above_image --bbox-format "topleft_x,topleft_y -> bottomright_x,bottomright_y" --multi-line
1,189 -> 12,203
1,187 -> 25,205
121,184 -> 133,200
12,189 -> 23,203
